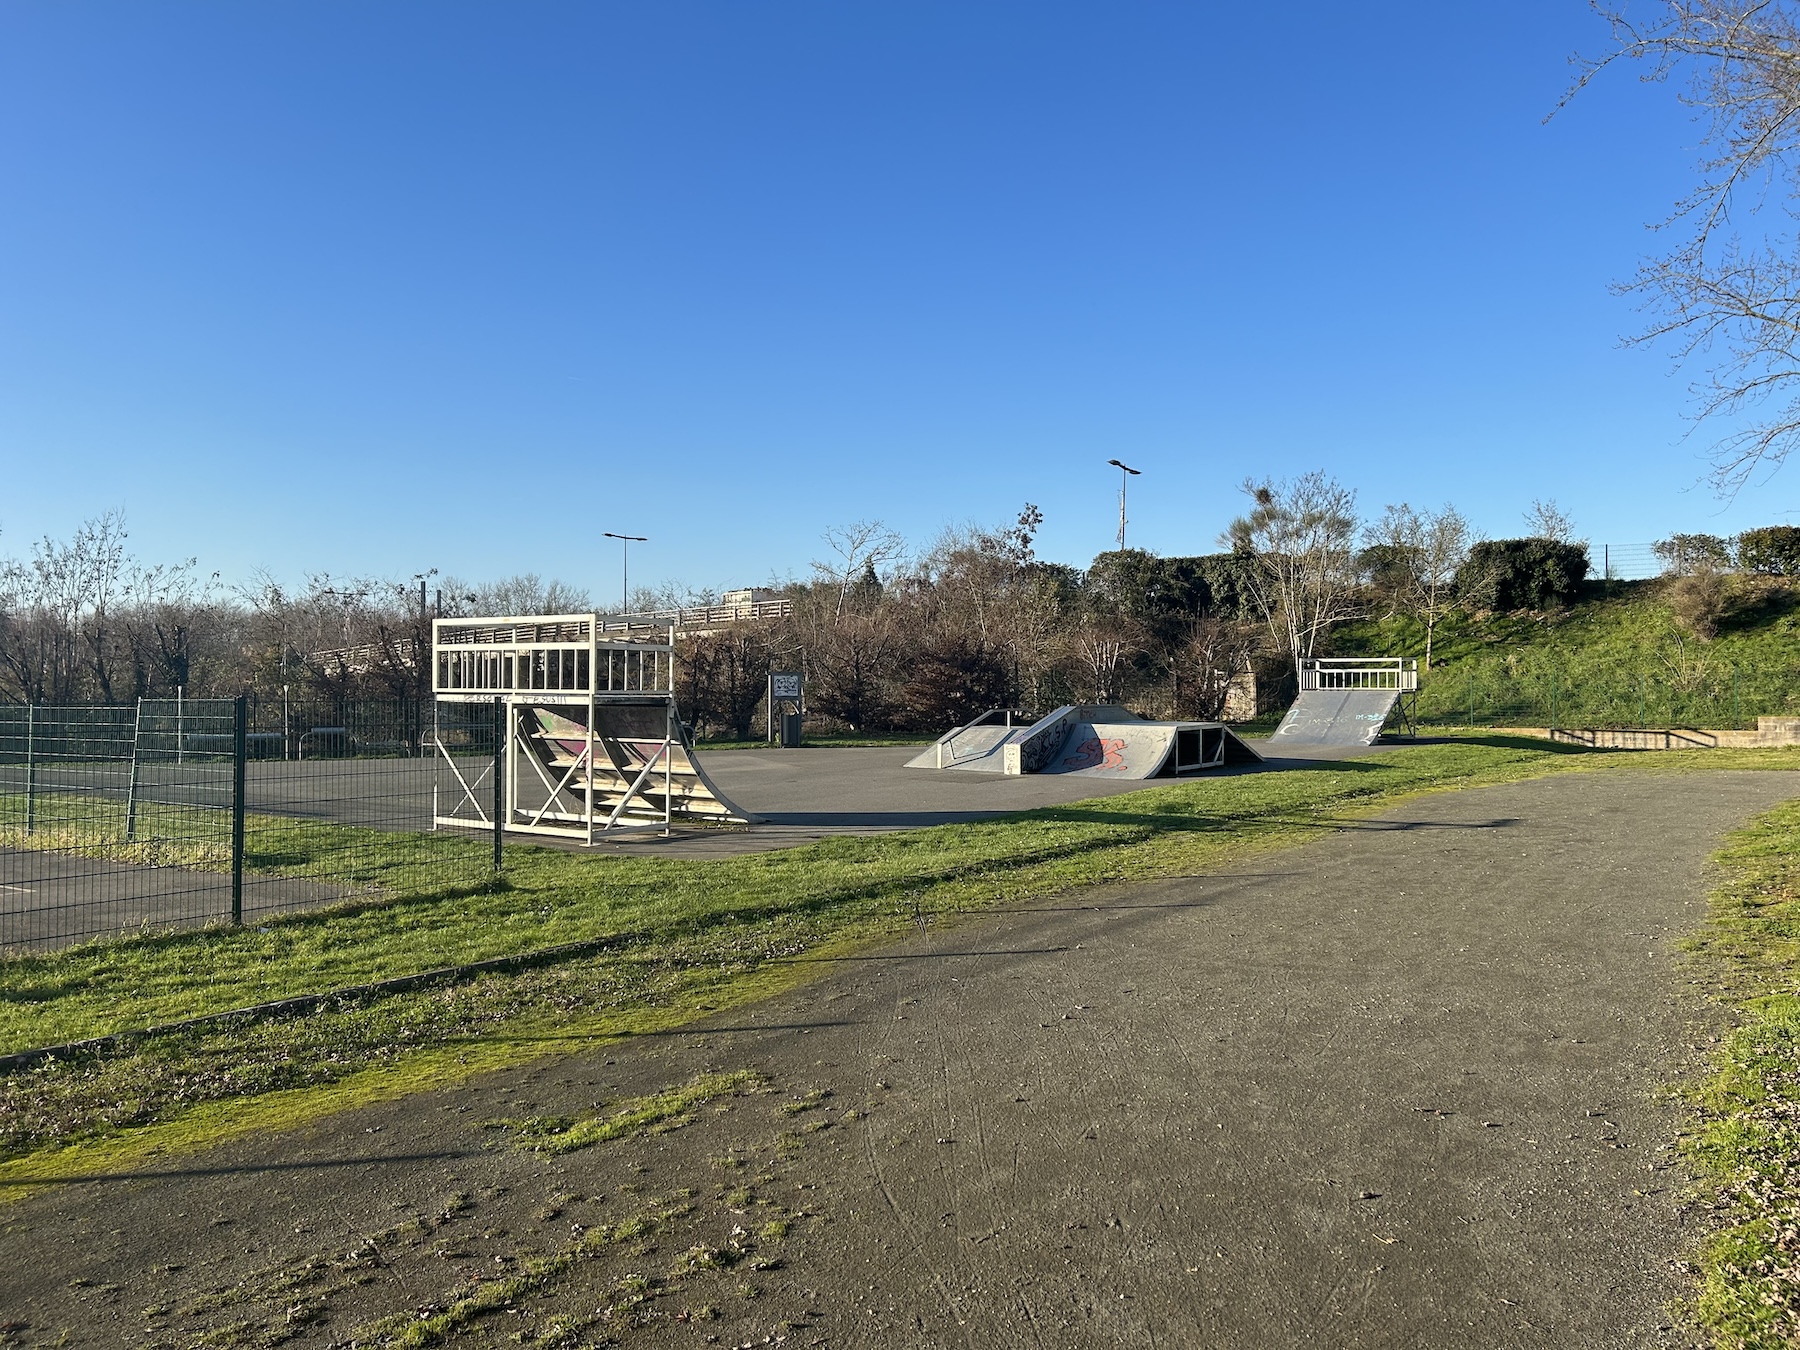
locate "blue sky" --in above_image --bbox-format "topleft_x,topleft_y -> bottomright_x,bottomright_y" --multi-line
0,2 -> 1786,599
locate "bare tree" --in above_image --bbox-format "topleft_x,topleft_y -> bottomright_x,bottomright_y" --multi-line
1072,612 -> 1141,705
1224,473 -> 1362,666
1168,615 -> 1260,721
1523,497 -> 1579,544
0,512 -> 132,702
1573,2 -> 1800,492
455,574 -> 592,616
1367,503 -> 1475,670
814,520 -> 906,620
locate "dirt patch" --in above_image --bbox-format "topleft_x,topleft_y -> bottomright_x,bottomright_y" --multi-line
1,770 -> 1792,1347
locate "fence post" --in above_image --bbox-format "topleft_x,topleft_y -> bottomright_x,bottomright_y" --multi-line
125,697 -> 144,842
1550,670 -> 1558,733
24,703 -> 35,836
1733,663 -> 1742,729
491,696 -> 504,873
231,694 -> 247,925
1638,672 -> 1647,729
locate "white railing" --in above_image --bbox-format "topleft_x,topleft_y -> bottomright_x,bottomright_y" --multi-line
432,614 -> 675,698
597,598 -> 793,632
1299,657 -> 1418,692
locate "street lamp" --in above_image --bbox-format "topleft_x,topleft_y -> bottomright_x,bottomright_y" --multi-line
412,569 -> 437,622
1106,459 -> 1141,550
603,532 -> 648,616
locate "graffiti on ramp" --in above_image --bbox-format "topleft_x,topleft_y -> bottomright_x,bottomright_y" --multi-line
1062,736 -> 1128,772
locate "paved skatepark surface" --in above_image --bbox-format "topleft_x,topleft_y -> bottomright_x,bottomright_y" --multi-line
581,740 -> 1380,858
0,740 -> 1394,948
576,746 -> 1183,857
5,768 -> 1792,1347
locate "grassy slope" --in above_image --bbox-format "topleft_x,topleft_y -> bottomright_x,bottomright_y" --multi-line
1331,577 -> 1800,727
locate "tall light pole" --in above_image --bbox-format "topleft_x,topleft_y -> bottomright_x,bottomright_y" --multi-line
603,532 -> 647,616
1106,459 -> 1141,550
413,569 -> 437,623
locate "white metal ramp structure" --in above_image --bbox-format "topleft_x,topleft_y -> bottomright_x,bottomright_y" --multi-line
431,614 -> 753,842
907,706 -> 1263,778
1271,657 -> 1419,747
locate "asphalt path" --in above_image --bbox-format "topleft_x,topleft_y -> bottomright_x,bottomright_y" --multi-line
5,768 -> 1793,1347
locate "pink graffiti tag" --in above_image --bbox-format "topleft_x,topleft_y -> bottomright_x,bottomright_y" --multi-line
1062,736 -> 1128,771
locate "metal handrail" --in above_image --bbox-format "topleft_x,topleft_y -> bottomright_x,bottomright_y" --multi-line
1298,658 -> 1419,692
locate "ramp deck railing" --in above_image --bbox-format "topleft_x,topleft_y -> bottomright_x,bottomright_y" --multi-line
1299,658 -> 1419,692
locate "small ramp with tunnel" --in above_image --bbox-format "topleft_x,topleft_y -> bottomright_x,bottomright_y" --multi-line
1270,658 -> 1418,748
908,705 -> 1262,779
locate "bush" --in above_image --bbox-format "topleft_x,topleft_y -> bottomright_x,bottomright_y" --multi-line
892,633 -> 1012,730
1653,533 -> 1735,576
1667,568 -> 1729,639
1455,539 -> 1589,611
1738,526 -> 1800,576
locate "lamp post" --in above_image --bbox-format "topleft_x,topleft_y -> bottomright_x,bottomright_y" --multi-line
413,569 -> 437,623
604,532 -> 647,617
1106,459 -> 1141,550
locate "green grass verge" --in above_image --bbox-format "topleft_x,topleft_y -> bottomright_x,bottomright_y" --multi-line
2,738 -> 1795,1192
1683,799 -> 1800,1346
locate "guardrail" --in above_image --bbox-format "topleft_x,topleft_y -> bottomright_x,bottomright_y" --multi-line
597,599 -> 794,632
1299,658 -> 1419,692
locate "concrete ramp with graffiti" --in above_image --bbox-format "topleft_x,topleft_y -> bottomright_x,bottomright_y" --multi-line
907,705 -> 1262,779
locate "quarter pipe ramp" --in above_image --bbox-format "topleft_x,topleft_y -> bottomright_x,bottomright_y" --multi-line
1270,688 -> 1401,747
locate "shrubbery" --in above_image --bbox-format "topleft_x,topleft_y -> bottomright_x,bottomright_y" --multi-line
1738,525 -> 1800,575
1454,539 -> 1590,611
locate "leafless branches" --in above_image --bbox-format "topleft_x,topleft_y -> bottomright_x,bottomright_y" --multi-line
1366,503 -> 1475,669
813,520 -> 906,620
1575,1 -> 1800,491
1224,472 -> 1362,666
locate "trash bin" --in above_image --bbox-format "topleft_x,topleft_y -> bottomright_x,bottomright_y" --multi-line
779,712 -> 803,748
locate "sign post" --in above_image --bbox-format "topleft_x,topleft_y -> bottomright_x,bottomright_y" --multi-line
768,670 -> 804,745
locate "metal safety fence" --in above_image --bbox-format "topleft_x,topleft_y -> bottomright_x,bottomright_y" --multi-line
0,698 -> 504,953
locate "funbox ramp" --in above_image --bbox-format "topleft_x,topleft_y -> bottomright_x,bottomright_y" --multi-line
1270,688 -> 1401,747
904,711 -> 1035,772
520,704 -> 754,825
907,706 -> 1262,779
